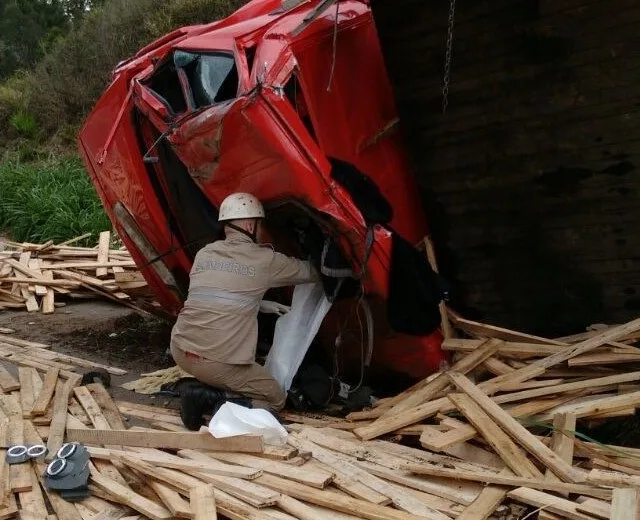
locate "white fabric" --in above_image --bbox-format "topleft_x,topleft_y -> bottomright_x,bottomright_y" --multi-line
265,282 -> 332,392
208,402 -> 287,445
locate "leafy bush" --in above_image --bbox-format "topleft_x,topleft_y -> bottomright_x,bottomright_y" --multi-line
9,111 -> 37,138
25,0 -> 245,134
0,156 -> 111,243
0,72 -> 29,139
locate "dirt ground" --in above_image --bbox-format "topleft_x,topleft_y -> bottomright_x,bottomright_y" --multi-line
0,301 -> 180,409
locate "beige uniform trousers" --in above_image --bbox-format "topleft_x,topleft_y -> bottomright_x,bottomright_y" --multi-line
171,344 -> 286,411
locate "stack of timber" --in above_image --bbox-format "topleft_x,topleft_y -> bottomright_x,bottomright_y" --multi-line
0,231 -> 150,314
5,315 -> 640,519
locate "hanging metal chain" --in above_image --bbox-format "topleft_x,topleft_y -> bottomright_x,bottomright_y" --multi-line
442,0 -> 456,113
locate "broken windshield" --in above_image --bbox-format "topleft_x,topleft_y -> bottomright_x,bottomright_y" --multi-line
175,50 -> 239,109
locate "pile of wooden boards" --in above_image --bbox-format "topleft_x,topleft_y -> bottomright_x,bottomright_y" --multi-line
4,315 -> 640,519
0,231 -> 150,313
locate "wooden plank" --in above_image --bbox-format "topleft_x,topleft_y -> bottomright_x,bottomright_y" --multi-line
569,351 -> 640,366
587,469 -> 640,487
419,425 -> 503,468
257,473 -> 427,520
406,465 -> 608,499
18,466 -> 49,519
508,487 -> 598,520
45,261 -> 135,269
0,492 -> 18,520
447,393 -> 541,479
443,338 -> 564,356
67,428 -> 263,452
190,484 -> 216,520
374,338 -> 503,425
288,434 -> 449,519
0,365 -> 19,393
424,236 -> 453,340
187,450 -> 331,488
74,386 -> 112,430
261,444 -> 299,461
28,259 -> 47,296
121,455 -> 279,509
575,498 -> 612,520
87,383 -> 127,429
97,231 -> 111,277
611,488 -> 640,520
455,469 -> 511,520
10,461 -> 33,493
0,335 -> 50,349
90,447 -> 261,479
307,460 -> 391,505
448,372 -> 585,483
0,394 -> 23,446
32,368 -> 59,416
356,460 -> 479,508
448,315 -> 565,344
116,403 -> 182,425
90,470 -> 172,520
46,379 -> 73,459
544,412 -> 577,494
150,481 -> 193,519
41,270 -> 55,314
537,390 -> 640,420
18,367 -> 36,418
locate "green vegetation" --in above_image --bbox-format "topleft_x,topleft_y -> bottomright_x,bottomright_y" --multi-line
0,0 -> 244,243
0,157 -> 111,244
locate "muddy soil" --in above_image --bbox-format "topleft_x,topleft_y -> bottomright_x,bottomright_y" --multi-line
0,301 -> 180,408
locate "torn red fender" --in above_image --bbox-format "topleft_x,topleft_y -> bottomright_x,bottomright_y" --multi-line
78,0 -> 449,381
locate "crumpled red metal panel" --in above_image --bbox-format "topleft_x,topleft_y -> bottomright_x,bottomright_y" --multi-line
78,0 -> 448,380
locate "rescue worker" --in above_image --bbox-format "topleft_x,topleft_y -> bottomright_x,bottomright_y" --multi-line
170,192 -> 320,429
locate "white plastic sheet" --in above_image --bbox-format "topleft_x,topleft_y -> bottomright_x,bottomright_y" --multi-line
208,401 -> 288,445
265,282 -> 332,392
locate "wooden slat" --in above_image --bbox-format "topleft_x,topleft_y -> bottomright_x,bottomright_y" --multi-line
447,393 -> 541,479
96,231 -> 111,278
150,481 -> 193,519
544,412 -> 577,494
19,466 -> 49,518
90,470 -> 172,520
508,487 -> 598,520
289,434 -> 449,519
46,379 -> 73,459
455,468 -> 511,520
407,464 -> 608,499
18,367 -> 36,418
0,365 -> 19,392
68,428 -> 263,452
257,473 -> 427,520
90,447 -> 261,480
448,372 -> 585,483
189,450 -> 332,488
190,484 -> 216,520
32,368 -> 59,416
87,383 -> 127,429
41,271 -> 55,314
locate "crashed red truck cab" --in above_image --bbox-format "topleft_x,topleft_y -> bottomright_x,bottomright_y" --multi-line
78,0 -> 450,388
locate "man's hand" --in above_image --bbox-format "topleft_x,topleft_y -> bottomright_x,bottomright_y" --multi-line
259,300 -> 290,316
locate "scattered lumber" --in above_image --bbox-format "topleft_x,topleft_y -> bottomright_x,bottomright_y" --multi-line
2,309 -> 640,518
0,234 -> 151,313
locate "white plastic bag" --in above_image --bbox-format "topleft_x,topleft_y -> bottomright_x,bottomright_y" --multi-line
208,402 -> 288,446
265,282 -> 332,392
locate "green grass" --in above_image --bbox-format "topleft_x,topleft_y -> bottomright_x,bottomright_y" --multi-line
0,156 -> 111,244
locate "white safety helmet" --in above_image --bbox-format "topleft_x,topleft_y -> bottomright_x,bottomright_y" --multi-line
218,192 -> 265,222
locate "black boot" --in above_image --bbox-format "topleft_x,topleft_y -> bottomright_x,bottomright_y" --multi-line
179,383 -> 226,431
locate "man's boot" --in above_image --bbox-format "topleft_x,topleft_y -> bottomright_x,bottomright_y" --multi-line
180,383 -> 226,431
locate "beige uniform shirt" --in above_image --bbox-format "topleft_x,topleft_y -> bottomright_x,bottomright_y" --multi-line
170,230 -> 320,364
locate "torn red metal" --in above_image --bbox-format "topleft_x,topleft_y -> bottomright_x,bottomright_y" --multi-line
78,0 -> 449,382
